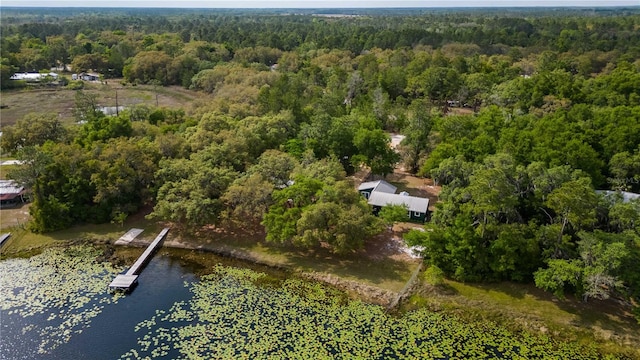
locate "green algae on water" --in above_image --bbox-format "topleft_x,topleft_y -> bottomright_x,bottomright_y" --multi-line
0,246 -> 124,354
120,265 -> 603,360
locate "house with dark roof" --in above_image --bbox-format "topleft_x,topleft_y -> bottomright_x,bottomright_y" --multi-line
358,180 -> 429,222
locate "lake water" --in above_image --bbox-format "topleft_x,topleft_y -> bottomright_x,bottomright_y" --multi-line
0,246 -> 599,359
1,249 -> 197,359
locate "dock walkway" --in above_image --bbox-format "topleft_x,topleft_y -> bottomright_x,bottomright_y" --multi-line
109,228 -> 170,291
114,228 -> 144,245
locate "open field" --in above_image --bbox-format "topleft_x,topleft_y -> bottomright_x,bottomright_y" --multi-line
0,81 -> 203,128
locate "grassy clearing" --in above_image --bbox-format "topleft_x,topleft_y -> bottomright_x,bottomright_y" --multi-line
403,275 -> 640,358
0,164 -> 18,179
0,211 -> 158,259
171,225 -> 417,293
0,81 -> 202,127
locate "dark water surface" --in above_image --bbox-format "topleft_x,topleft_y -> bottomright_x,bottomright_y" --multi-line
1,253 -> 196,360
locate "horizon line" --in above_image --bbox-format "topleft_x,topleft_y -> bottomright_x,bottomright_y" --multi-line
2,5 -> 639,9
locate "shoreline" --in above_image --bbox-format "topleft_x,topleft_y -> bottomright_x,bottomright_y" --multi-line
159,237 -> 404,307
3,227 -> 639,357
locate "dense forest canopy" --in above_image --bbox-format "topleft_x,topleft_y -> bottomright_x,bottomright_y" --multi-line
1,7 -> 639,319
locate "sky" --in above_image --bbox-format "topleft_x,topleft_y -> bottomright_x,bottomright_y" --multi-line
2,0 -> 639,8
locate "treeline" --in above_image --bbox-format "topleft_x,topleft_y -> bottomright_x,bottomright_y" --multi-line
1,9 -> 639,313
2,8 -> 640,86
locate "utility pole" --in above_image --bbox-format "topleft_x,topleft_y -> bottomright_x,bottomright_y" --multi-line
154,82 -> 159,107
115,89 -> 119,116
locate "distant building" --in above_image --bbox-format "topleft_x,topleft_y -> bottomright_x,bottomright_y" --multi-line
73,72 -> 100,81
0,180 -> 27,208
358,179 -> 429,222
9,72 -> 58,82
596,190 -> 640,203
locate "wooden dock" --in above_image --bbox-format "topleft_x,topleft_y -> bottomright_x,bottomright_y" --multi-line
109,228 -> 170,291
0,233 -> 10,248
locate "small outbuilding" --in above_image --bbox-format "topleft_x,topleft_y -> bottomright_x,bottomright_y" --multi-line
79,72 -> 100,81
0,180 -> 27,208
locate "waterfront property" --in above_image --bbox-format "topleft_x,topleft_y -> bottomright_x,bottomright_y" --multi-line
359,180 -> 429,222
109,228 -> 170,291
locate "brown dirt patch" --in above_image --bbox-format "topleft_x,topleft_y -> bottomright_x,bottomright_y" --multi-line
0,202 -> 31,230
364,226 -> 422,262
386,169 -> 441,211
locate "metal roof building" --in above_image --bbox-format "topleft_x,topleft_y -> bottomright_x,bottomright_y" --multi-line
368,191 -> 429,214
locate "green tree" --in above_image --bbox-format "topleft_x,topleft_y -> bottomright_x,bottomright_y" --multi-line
0,113 -> 67,154
534,259 -> 584,299
407,66 -> 462,111
399,99 -> 434,174
123,51 -> 173,85
262,176 -> 324,244
250,150 -> 298,188
353,128 -> 399,177
534,231 -> 630,301
70,53 -> 107,74
263,177 -> 382,254
89,138 -> 159,219
222,173 -> 274,222
150,160 -> 237,228
608,149 -> 640,192
545,177 -> 598,258
379,204 -> 409,225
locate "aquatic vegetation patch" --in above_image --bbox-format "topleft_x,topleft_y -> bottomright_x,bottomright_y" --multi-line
0,246 -> 124,354
121,265 -> 603,359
